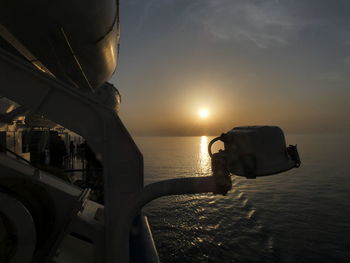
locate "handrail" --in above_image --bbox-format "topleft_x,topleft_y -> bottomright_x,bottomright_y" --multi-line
63,168 -> 103,173
0,144 -> 35,167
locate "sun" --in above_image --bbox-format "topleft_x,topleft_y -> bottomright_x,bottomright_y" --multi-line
198,108 -> 209,118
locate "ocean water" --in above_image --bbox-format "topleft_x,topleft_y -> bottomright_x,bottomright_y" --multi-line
135,135 -> 350,263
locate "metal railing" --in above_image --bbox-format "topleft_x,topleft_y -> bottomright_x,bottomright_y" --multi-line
0,144 -> 35,167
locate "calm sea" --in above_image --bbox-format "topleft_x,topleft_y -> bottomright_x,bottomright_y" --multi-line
135,134 -> 350,263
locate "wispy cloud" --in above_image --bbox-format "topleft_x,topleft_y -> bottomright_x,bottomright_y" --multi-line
126,0 -> 344,49
127,0 -> 176,31
185,0 -> 306,48
128,0 -> 309,48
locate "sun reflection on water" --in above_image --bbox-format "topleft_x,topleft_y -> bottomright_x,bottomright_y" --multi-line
199,136 -> 211,175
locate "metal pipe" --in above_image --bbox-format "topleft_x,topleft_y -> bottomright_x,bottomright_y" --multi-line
137,176 -> 221,206
127,150 -> 232,221
124,175 -> 232,234
112,175 -> 231,263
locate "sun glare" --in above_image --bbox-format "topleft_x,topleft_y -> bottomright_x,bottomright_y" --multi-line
199,108 -> 209,118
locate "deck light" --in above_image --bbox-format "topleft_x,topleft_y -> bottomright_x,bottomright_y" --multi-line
209,126 -> 300,179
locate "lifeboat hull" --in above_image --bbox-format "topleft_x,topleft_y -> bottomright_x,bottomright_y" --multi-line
0,0 -> 120,91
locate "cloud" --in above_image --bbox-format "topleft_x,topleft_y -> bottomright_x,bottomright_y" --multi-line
125,0 -> 345,49
127,0 -> 177,31
185,0 -> 308,48
128,0 -> 309,48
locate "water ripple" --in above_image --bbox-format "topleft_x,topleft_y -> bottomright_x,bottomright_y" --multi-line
138,135 -> 350,263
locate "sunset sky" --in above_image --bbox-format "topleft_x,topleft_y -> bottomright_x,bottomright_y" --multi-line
111,0 -> 350,136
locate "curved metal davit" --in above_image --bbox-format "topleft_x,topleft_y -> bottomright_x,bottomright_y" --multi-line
0,0 -> 120,91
